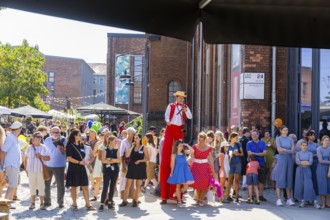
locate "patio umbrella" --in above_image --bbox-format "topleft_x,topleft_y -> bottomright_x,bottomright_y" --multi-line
1,0 -> 330,48
0,106 -> 11,115
11,105 -> 52,119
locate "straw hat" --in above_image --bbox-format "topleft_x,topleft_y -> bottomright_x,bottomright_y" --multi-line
173,91 -> 186,97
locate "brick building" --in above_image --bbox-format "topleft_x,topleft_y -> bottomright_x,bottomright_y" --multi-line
106,33 -> 146,120
43,55 -> 94,110
107,31 -> 330,140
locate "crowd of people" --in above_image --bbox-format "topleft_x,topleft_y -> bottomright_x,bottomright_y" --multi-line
0,114 -> 329,213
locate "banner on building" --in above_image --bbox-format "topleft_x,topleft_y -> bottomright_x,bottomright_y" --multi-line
115,55 -> 130,104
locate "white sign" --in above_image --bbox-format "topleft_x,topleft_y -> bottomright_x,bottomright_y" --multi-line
241,73 -> 265,84
240,84 -> 264,99
240,72 -> 265,100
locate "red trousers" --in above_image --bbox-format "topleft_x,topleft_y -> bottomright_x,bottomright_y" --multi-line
160,124 -> 184,200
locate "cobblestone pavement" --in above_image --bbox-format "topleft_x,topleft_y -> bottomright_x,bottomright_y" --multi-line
5,171 -> 330,219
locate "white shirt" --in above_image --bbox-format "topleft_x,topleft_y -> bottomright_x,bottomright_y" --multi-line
147,143 -> 158,163
25,144 -> 49,173
119,138 -> 132,157
165,103 -> 192,126
2,133 -> 22,169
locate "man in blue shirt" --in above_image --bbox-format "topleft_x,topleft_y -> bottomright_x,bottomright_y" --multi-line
44,126 -> 67,208
0,122 -> 22,204
246,130 -> 267,202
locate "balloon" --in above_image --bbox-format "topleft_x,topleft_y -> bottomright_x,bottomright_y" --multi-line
274,118 -> 283,128
87,120 -> 93,129
90,122 -> 101,133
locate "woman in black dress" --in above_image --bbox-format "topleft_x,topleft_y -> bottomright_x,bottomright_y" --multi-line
66,129 -> 95,211
119,134 -> 149,207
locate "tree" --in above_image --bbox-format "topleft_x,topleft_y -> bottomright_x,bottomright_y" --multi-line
0,40 -> 50,111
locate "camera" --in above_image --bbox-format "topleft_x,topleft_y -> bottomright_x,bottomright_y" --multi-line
53,138 -> 64,147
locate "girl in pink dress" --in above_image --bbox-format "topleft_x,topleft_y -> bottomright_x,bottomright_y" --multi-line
190,132 -> 215,206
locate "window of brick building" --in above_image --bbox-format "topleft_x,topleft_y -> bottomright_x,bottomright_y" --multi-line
100,77 -> 104,85
133,56 -> 143,104
48,71 -> 55,82
168,81 -> 180,103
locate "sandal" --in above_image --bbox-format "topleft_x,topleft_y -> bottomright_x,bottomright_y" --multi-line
86,205 -> 96,211
71,204 -> 78,211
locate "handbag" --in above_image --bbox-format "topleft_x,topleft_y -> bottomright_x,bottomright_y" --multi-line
71,144 -> 90,178
31,144 -> 50,181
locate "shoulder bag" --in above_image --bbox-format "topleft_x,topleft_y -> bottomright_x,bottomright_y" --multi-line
31,144 -> 50,181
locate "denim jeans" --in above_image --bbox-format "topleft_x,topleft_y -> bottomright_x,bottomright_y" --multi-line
101,168 -> 119,203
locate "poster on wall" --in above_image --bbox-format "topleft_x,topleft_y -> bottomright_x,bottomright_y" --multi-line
231,45 -> 241,126
115,55 -> 130,104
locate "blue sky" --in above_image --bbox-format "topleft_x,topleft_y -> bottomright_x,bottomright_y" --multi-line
0,8 -> 141,63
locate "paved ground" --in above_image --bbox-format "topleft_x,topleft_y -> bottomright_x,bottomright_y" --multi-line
4,171 -> 330,219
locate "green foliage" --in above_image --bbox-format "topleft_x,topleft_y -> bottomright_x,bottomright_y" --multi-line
126,116 -> 143,135
75,115 -> 85,123
0,40 -> 49,111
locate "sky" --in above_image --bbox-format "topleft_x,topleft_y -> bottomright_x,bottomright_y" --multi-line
0,8 -> 141,63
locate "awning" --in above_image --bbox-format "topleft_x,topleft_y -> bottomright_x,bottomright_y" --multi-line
0,106 -> 11,115
1,0 -> 330,48
11,105 -> 52,119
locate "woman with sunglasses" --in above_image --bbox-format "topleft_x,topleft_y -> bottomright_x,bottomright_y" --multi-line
25,132 -> 50,210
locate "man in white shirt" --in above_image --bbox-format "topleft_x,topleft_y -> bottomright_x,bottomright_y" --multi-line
0,121 -> 22,202
160,91 -> 192,204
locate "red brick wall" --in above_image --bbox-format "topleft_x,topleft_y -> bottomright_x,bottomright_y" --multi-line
145,36 -> 191,130
106,33 -> 146,117
276,47 -> 288,123
240,45 -> 272,130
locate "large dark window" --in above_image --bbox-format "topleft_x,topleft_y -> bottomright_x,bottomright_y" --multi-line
168,81 -> 180,103
133,56 -> 143,104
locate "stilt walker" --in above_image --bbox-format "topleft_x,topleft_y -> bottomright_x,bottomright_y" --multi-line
160,91 -> 192,204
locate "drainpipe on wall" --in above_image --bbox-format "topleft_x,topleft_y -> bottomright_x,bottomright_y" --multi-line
217,45 -> 223,129
271,46 -> 277,137
198,23 -> 203,131
188,38 -> 195,144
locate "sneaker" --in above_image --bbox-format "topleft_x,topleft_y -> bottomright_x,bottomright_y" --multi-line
255,200 -> 260,205
276,199 -> 283,206
227,196 -> 233,202
98,205 -> 104,212
235,197 -> 239,203
29,203 -> 35,210
58,204 -> 64,209
314,202 -> 321,209
44,203 -> 51,207
177,201 -> 183,208
40,204 -> 46,210
259,196 -> 267,202
299,201 -> 305,208
286,199 -> 295,206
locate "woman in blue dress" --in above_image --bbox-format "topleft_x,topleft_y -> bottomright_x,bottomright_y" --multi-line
167,140 -> 194,207
274,125 -> 295,206
306,130 -> 319,195
294,141 -> 320,209
316,135 -> 330,208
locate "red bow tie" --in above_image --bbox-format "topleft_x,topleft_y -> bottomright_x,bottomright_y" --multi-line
176,103 -> 183,106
